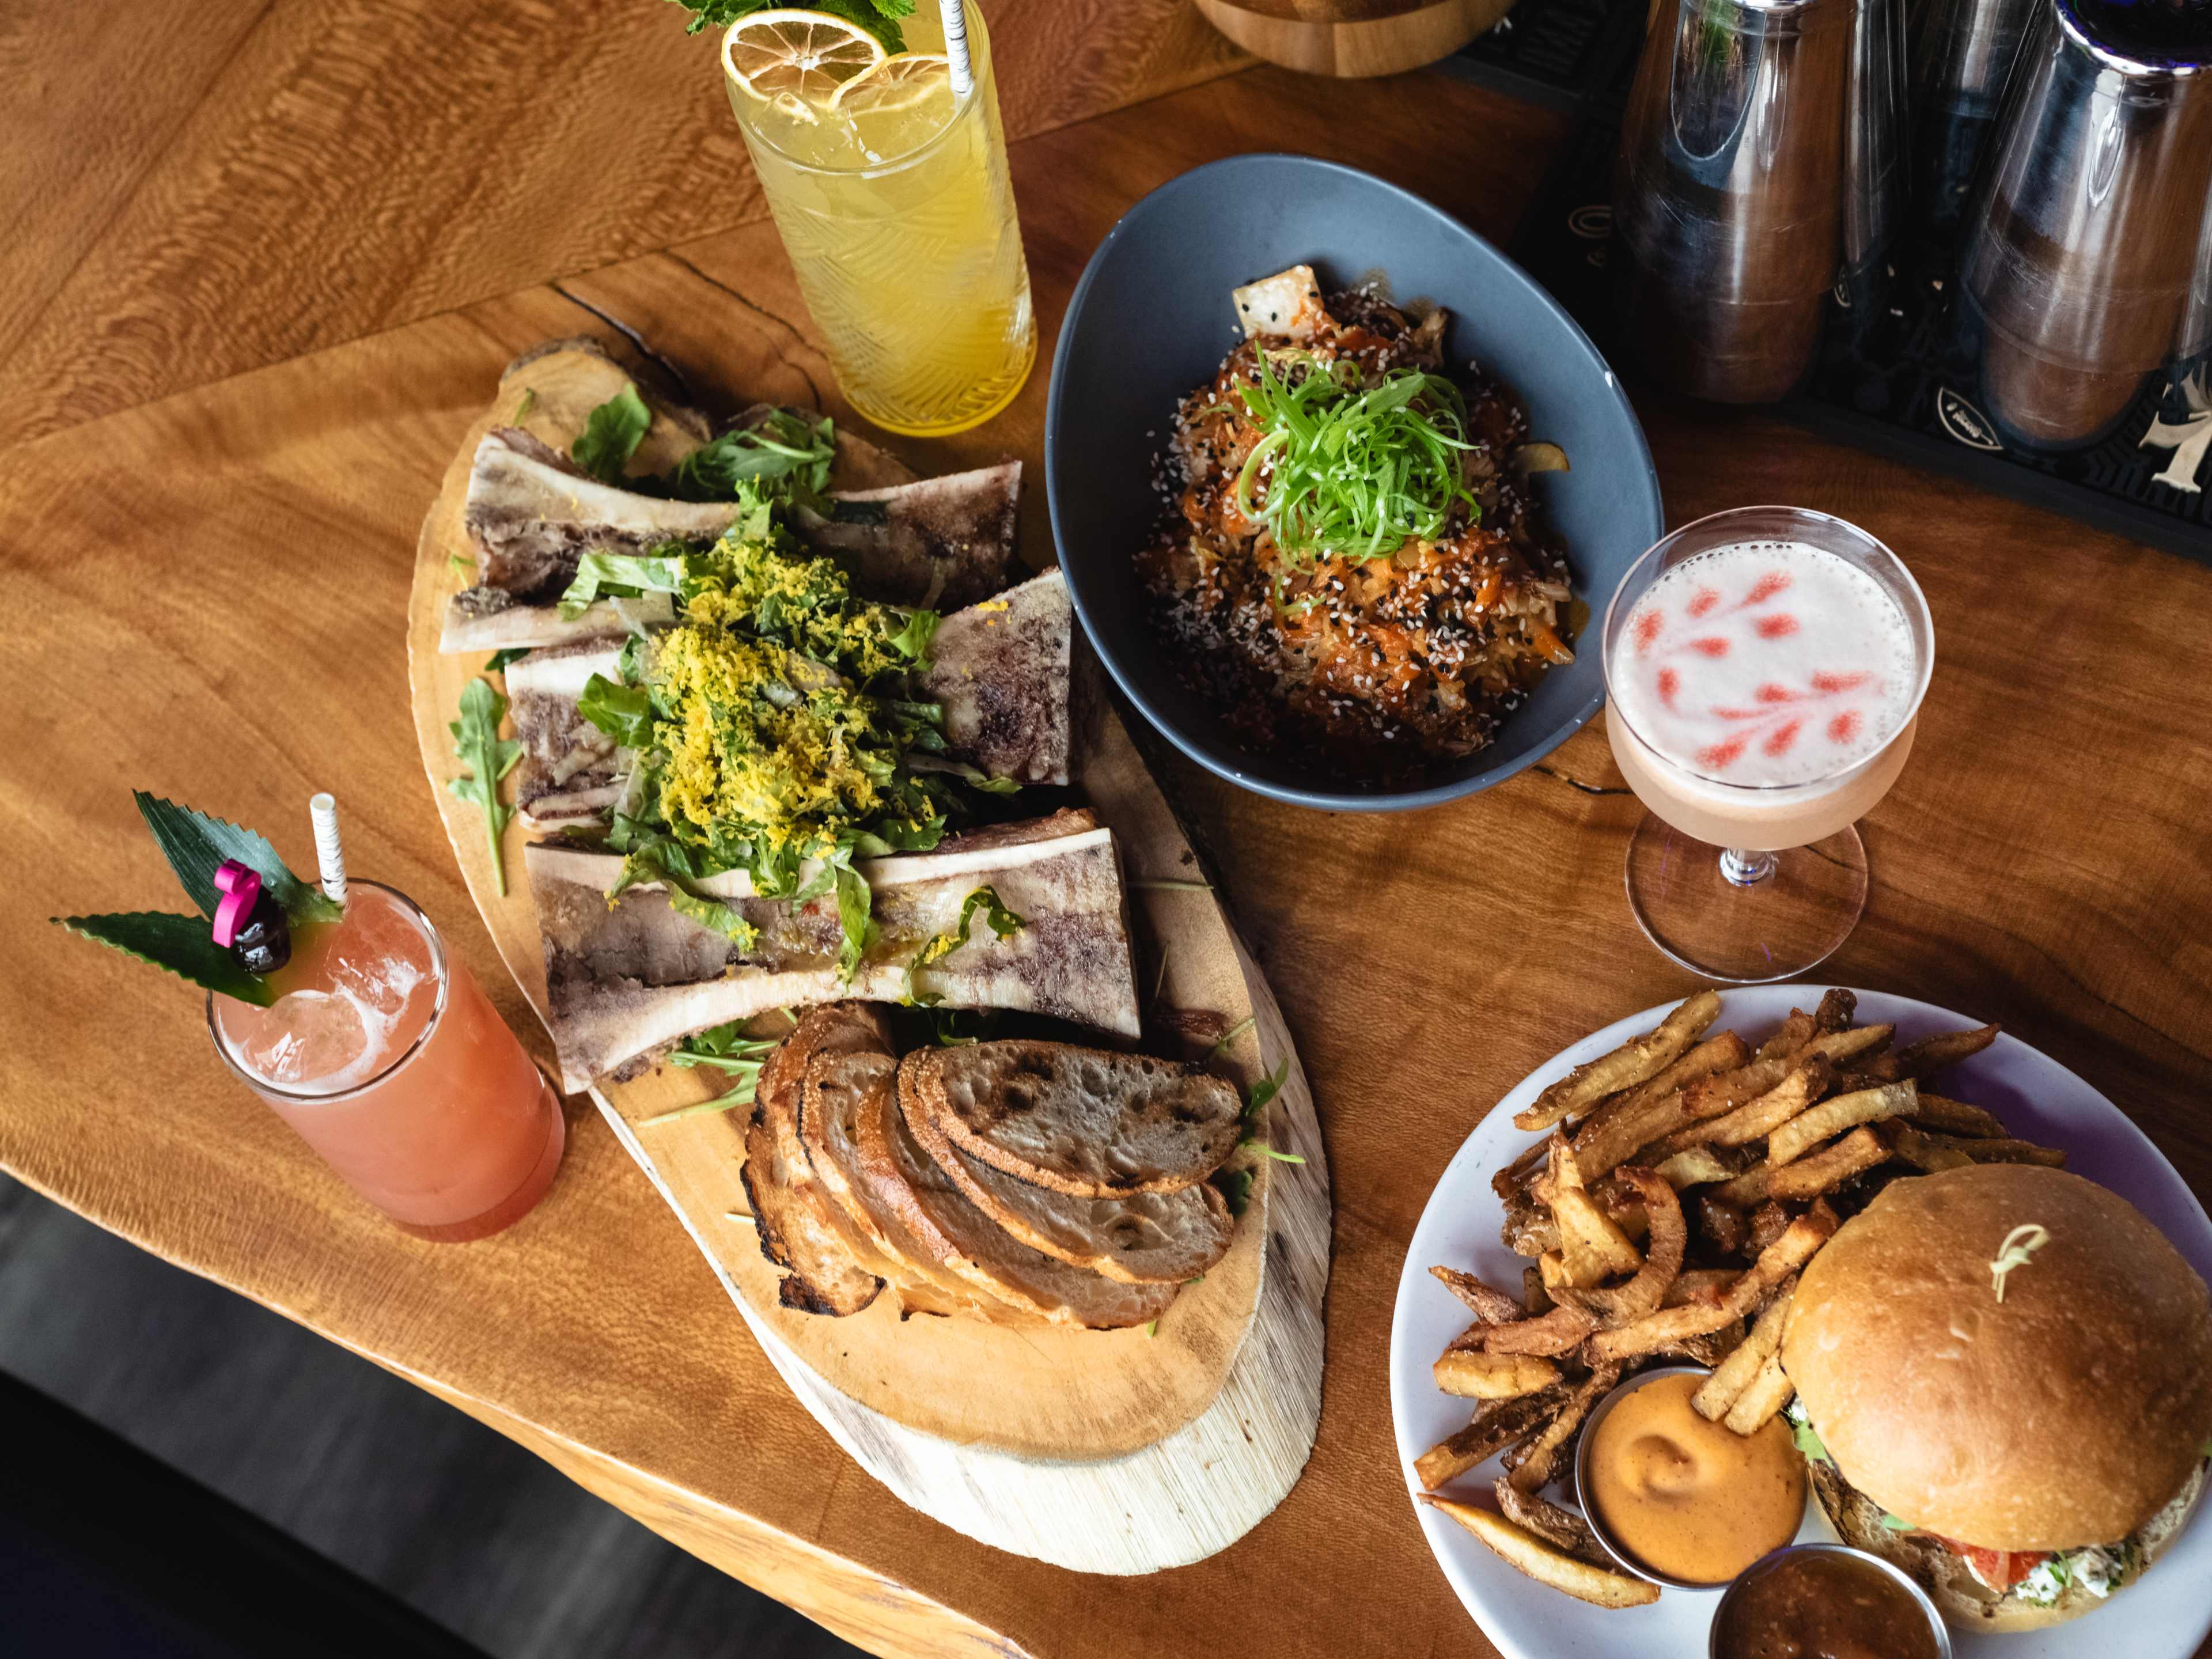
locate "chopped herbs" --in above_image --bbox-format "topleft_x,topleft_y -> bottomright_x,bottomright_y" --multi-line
448,678 -> 524,897
1232,353 -> 1478,563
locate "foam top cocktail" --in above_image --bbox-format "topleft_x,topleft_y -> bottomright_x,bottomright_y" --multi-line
210,882 -> 563,1242
1598,506 -> 1934,983
721,3 -> 1035,436
1607,539 -> 1923,850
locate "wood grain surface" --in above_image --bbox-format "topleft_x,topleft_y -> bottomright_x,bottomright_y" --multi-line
404,344 -> 1325,1515
6,22 -> 2212,1659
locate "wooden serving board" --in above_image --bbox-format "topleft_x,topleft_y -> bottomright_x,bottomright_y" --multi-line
403,340 -> 1330,1571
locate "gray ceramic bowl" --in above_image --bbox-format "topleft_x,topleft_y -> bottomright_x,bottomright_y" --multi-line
1044,153 -> 1663,812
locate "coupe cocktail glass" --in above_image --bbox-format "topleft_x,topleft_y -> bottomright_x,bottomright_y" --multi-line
1600,506 -> 1935,982
209,882 -> 564,1241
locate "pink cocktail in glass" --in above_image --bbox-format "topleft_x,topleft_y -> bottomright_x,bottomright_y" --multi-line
209,882 -> 563,1241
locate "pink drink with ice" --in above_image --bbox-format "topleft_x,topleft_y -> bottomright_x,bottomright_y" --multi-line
1607,541 -> 1921,850
210,883 -> 562,1241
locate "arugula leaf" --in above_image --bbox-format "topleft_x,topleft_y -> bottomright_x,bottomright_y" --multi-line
664,0 -> 914,52
53,911 -> 278,1005
577,673 -> 656,749
902,886 -> 1022,1002
559,548 -> 696,619
884,607 -> 940,665
636,1082 -> 759,1125
667,885 -> 758,945
449,553 -> 475,579
1243,1055 -> 1289,1126
484,647 -> 531,674
1878,1512 -> 1916,1533
1214,1166 -> 1256,1219
571,382 -> 653,484
448,679 -> 524,898
670,410 -> 836,504
673,1022 -> 781,1064
834,859 -> 874,980
513,387 -> 537,423
133,793 -> 340,928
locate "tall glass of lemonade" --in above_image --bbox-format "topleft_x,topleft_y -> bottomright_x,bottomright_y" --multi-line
722,5 -> 1035,435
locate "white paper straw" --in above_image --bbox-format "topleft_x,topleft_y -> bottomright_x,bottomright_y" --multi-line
309,792 -> 347,904
940,0 -> 974,99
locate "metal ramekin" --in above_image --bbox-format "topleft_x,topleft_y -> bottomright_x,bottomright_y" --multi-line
1709,1543 -> 1953,1659
1572,1363 -> 1737,1591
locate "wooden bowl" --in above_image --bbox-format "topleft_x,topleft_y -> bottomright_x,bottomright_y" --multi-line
1194,0 -> 1515,77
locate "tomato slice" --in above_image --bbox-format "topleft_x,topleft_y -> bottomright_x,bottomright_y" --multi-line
1932,1536 -> 2049,1592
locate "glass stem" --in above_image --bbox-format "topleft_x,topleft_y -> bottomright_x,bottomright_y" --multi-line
1719,847 -> 1778,888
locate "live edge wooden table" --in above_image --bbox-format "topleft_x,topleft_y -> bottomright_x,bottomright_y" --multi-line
7,4 -> 2212,1657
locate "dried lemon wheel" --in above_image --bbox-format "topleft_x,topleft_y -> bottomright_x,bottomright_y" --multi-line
721,9 -> 885,117
831,51 -> 952,116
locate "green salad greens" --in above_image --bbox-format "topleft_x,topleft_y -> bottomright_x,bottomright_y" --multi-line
1230,352 -> 1479,564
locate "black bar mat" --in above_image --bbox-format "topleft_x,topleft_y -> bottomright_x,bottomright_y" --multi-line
1442,0 -> 2212,560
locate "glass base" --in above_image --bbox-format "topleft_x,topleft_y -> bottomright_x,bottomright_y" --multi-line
1624,817 -> 1869,984
388,1082 -> 566,1244
840,330 -> 1036,437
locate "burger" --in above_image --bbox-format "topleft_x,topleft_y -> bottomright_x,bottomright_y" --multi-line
1779,1162 -> 2212,1632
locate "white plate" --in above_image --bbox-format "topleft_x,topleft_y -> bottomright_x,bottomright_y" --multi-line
1388,986 -> 2212,1659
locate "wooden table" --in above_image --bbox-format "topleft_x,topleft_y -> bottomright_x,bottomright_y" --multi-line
7,4 -> 2210,1656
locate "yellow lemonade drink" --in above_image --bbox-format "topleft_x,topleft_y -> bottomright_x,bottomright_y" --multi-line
723,5 -> 1035,436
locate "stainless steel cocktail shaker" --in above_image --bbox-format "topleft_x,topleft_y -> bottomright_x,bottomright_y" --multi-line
1612,0 -> 1906,402
1908,0 -> 2040,232
1957,0 -> 2212,448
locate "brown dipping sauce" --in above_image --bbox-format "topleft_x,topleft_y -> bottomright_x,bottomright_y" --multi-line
1584,1372 -> 1805,1584
1713,1550 -> 1942,1659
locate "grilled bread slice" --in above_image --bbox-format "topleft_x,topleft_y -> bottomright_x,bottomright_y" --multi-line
906,1041 -> 1243,1197
852,1056 -> 1176,1329
800,1045 -> 1044,1325
740,1005 -> 894,1317
899,1057 -> 1234,1284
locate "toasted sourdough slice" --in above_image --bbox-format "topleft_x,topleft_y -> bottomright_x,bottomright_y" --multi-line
740,1005 -> 894,1317
908,1042 -> 1243,1197
849,1056 -> 1177,1330
897,1056 -> 1234,1284
799,1046 -> 1043,1325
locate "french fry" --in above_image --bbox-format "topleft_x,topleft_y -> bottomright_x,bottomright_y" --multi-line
1891,1127 -> 2065,1171
1889,1022 -> 1999,1080
1495,1475 -> 1613,1565
1494,1137 -> 1550,1200
1435,1350 -> 1561,1400
1692,1284 -> 1794,1422
1906,1093 -> 2010,1138
1514,990 -> 1722,1131
1503,1191 -> 1562,1257
1754,1007 -> 1816,1063
1693,1195 -> 1749,1257
1664,1267 -> 1739,1306
1586,1206 -> 1834,1361
1714,1126 -> 1888,1208
1662,1319 -> 1746,1367
1505,1363 -> 1620,1493
1552,1187 -> 1643,1279
1420,1498 -> 1661,1608
1747,1202 -> 1792,1256
1573,1031 -> 1749,1152
1522,1265 -> 1553,1315
1414,1389 -> 1565,1488
1482,1304 -> 1599,1357
1721,1350 -> 1797,1435
1683,1054 -> 1797,1117
1651,1060 -> 1832,1157
1570,1169 -> 1684,1323
1654,1145 -> 1746,1189
1798,1023 -> 1894,1067
1431,1266 -> 1527,1325
1765,1081 -> 1919,1168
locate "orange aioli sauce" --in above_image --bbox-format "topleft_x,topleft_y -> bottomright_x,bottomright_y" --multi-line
1585,1372 -> 1806,1585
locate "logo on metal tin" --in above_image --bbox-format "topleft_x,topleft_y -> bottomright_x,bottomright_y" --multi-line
1567,205 -> 1612,241
1937,389 -> 2003,452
